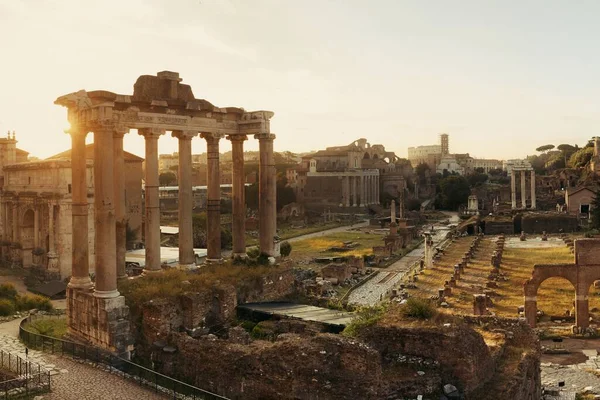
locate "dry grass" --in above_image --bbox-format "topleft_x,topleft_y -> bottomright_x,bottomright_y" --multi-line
119,264 -> 283,310
291,231 -> 386,259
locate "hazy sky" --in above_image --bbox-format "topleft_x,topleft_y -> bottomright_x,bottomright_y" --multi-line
1,0 -> 599,160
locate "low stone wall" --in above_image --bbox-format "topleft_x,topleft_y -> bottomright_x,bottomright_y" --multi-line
521,213 -> 578,233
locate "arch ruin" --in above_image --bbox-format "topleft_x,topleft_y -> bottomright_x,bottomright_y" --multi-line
524,239 -> 600,332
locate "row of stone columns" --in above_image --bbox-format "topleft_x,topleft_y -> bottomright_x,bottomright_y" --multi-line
342,174 -> 379,207
510,169 -> 536,209
67,123 -> 277,297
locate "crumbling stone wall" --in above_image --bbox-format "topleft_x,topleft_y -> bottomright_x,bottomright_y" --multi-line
359,323 -> 495,395
161,332 -> 382,400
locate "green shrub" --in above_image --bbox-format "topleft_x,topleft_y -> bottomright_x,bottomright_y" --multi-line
239,320 -> 256,332
257,252 -> 271,266
0,299 -> 15,316
16,294 -> 53,312
247,247 -> 260,259
342,305 -> 386,337
0,284 -> 17,300
280,241 -> 292,258
401,297 -> 437,319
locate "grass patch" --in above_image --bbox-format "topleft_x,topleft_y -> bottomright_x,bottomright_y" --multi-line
24,317 -> 67,339
291,231 -> 385,259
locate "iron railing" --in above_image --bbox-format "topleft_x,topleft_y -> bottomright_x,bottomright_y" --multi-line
0,348 -> 50,399
20,315 -> 228,400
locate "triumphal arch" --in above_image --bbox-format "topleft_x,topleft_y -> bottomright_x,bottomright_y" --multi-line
55,71 -> 276,354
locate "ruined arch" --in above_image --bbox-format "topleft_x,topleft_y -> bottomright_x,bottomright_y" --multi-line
524,239 -> 600,331
363,153 -> 370,159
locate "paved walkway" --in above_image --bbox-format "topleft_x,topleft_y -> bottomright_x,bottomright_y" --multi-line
347,219 -> 454,306
0,331 -> 166,399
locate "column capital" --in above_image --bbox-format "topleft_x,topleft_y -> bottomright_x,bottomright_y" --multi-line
200,132 -> 224,142
226,134 -> 248,142
172,130 -> 198,141
254,133 -> 276,141
112,125 -> 129,139
87,120 -> 118,133
138,127 -> 166,139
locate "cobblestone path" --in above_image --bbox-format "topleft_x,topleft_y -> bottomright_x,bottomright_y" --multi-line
0,333 -> 166,400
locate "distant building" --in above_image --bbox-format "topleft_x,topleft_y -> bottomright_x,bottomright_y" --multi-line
436,154 -> 466,175
472,158 -> 503,173
565,186 -> 596,217
1,143 -> 144,278
407,144 -> 442,169
291,138 -> 408,207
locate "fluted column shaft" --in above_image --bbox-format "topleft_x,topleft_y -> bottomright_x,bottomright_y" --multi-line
202,132 -> 223,261
68,128 -> 92,289
228,134 -> 247,257
256,133 -> 277,256
93,124 -> 118,297
360,175 -> 365,207
521,170 -> 527,208
113,128 -> 128,279
173,131 -> 196,266
139,128 -> 165,273
510,172 -> 517,209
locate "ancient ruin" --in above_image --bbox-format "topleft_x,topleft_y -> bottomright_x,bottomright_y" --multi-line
524,238 -> 600,332
55,71 -> 276,354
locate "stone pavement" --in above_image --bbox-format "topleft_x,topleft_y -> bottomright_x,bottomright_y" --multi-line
347,223 -> 452,306
542,347 -> 600,397
0,332 -> 166,399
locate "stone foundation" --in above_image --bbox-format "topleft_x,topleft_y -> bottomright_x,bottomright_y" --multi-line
66,287 -> 133,356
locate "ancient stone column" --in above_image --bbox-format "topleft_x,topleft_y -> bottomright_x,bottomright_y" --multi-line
139,128 -> 165,273
352,176 -> 357,207
376,175 -> 380,204
173,130 -> 197,267
366,175 -> 371,204
255,133 -> 277,257
113,128 -> 128,279
360,175 -> 365,207
201,132 -> 224,262
11,203 -> 18,243
228,134 -> 248,258
33,206 -> 39,248
93,124 -> 118,298
530,170 -> 536,209
510,171 -> 517,209
47,202 -> 57,270
521,170 -> 527,208
68,127 -> 92,289
344,176 -> 350,207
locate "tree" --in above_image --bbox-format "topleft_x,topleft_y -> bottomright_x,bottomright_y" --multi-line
435,175 -> 470,211
557,144 -> 577,167
191,212 -> 231,250
415,163 -> 430,183
467,172 -> 488,187
569,147 -> 594,168
536,144 -> 555,153
159,172 -> 177,186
